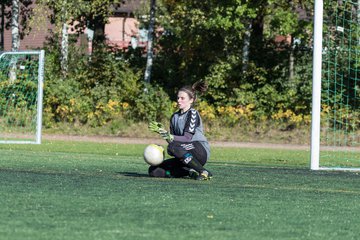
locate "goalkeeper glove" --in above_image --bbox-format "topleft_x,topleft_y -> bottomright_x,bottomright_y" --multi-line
160,131 -> 174,142
148,121 -> 166,134
148,121 -> 174,142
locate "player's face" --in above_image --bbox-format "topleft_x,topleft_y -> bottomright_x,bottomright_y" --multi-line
177,91 -> 193,112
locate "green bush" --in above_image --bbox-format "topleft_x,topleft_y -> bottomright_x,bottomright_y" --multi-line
42,42 -> 173,128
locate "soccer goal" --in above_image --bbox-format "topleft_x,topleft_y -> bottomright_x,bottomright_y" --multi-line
311,0 -> 360,170
0,50 -> 45,144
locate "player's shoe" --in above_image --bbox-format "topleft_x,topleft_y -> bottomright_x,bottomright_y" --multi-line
188,168 -> 199,179
196,170 -> 213,181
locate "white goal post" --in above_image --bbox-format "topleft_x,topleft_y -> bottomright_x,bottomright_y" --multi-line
311,0 -> 360,171
310,0 -> 323,170
0,50 -> 45,144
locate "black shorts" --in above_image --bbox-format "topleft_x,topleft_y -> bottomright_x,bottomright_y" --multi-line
167,141 -> 207,165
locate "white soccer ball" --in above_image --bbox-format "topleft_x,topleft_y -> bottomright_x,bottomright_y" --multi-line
143,144 -> 165,166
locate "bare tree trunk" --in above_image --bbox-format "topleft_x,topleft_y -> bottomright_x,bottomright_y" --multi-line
61,0 -> 68,77
61,22 -> 68,76
10,0 -> 20,82
144,0 -> 156,83
289,35 -> 295,83
242,23 -> 252,72
288,1 -> 297,84
122,16 -> 127,46
11,0 -> 20,51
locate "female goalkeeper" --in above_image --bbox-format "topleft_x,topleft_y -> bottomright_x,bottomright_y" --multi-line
148,80 -> 212,180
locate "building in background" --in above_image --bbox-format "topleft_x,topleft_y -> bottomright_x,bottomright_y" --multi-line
0,0 -> 147,52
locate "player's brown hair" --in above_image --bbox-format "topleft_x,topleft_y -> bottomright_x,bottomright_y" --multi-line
179,80 -> 208,102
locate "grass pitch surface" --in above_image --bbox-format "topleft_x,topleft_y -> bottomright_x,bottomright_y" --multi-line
0,141 -> 359,240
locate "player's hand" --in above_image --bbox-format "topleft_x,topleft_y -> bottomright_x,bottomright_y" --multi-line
149,121 -> 174,142
160,131 -> 174,142
148,121 -> 166,134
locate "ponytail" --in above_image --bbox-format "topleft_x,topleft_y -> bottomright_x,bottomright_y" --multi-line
179,80 -> 208,103
192,80 -> 208,94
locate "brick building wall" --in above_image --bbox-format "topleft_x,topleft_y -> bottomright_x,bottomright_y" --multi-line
2,1 -> 145,52
3,21 -> 53,51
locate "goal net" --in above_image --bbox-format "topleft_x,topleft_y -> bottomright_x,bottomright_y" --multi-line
311,0 -> 360,170
0,50 -> 45,144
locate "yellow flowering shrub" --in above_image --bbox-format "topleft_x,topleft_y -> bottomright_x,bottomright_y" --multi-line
271,109 -> 310,126
215,104 -> 255,125
56,105 -> 70,119
89,100 -> 127,126
197,101 -> 216,121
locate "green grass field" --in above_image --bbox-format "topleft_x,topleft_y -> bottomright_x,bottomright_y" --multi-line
0,140 -> 360,240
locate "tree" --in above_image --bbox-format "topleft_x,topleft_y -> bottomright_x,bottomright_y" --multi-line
150,0 -> 314,119
154,0 -> 255,94
144,0 -> 156,83
11,0 -> 19,51
60,0 -> 68,76
71,0 -> 124,52
36,0 -> 124,75
35,0 -> 124,45
0,0 -> 35,51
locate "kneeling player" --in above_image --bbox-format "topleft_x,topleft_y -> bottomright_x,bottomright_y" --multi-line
148,141 -> 211,180
148,81 -> 212,180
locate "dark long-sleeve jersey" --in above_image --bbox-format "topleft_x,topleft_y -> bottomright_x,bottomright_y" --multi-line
169,108 -> 210,160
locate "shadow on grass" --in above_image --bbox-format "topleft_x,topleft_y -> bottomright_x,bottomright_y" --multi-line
116,172 -> 150,178
0,168 -> 151,180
